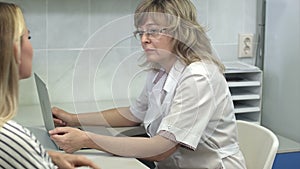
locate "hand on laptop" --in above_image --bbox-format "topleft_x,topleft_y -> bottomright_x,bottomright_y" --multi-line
49,127 -> 88,153
52,107 -> 79,127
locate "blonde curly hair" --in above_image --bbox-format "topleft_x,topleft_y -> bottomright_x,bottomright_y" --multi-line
0,2 -> 26,126
134,0 -> 225,72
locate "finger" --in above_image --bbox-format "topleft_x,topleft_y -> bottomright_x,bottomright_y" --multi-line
49,135 -> 65,150
52,107 -> 64,121
73,156 -> 101,169
88,162 -> 101,169
50,133 -> 65,140
49,127 -> 70,135
64,148 -> 76,154
54,118 -> 66,126
52,107 -> 67,118
50,136 -> 76,153
49,134 -> 67,146
52,106 -> 60,115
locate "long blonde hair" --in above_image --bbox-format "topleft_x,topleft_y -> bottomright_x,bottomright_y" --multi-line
134,0 -> 225,72
0,2 -> 26,126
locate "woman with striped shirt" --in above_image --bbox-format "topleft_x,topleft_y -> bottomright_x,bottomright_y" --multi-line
0,2 -> 100,169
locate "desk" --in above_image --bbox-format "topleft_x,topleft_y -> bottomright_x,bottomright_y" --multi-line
14,103 -> 149,169
74,149 -> 148,169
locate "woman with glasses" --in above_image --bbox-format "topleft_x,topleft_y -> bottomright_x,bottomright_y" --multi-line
0,2 -> 100,169
50,0 -> 247,168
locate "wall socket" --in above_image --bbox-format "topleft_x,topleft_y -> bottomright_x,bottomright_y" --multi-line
238,33 -> 254,58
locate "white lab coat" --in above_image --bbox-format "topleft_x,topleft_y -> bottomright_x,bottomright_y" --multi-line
130,60 -> 247,169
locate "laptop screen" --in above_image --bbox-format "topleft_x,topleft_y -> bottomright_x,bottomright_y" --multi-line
34,73 -> 56,132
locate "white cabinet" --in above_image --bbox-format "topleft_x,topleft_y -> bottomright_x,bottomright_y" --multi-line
224,62 -> 263,124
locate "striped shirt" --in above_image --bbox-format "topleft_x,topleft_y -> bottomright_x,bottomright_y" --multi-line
0,120 -> 56,169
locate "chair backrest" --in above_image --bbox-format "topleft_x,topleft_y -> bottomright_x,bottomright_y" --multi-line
236,120 -> 279,169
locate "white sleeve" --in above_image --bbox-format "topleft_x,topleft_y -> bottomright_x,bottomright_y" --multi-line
129,71 -> 156,121
129,84 -> 148,121
158,73 -> 216,150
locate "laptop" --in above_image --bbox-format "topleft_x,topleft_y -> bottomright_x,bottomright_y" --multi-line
33,73 -> 113,150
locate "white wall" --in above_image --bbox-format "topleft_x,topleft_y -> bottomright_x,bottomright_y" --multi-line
262,0 -> 300,142
3,0 -> 258,106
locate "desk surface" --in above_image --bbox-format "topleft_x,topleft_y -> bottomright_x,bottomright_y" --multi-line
14,103 -> 149,169
75,149 -> 148,169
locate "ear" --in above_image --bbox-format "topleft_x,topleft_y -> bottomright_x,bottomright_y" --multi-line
13,42 -> 21,64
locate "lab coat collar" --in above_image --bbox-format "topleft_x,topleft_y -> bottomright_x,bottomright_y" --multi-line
163,60 -> 186,93
152,68 -> 166,84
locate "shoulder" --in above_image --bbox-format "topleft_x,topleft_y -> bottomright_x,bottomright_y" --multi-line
1,120 -> 39,151
185,61 -> 221,77
1,120 -> 40,142
1,120 -> 27,135
179,61 -> 223,83
177,61 -> 226,91
0,120 -> 55,168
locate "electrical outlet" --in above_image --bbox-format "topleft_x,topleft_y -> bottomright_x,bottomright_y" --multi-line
238,33 -> 254,58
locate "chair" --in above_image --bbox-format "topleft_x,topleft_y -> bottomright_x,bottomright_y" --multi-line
236,120 -> 279,169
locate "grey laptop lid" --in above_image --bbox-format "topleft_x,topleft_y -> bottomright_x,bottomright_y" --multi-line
33,73 -> 59,150
34,73 -> 55,132
34,73 -> 113,137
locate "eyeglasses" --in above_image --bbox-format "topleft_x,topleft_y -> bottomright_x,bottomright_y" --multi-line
133,28 -> 167,41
